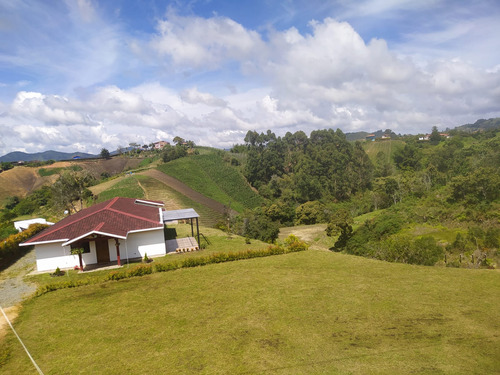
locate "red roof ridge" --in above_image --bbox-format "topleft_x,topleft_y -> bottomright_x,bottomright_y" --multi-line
107,207 -> 161,225
94,222 -> 105,232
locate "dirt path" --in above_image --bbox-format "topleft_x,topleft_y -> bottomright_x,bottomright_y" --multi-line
140,169 -> 237,216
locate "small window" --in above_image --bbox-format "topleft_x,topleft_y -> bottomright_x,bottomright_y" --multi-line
71,242 -> 90,254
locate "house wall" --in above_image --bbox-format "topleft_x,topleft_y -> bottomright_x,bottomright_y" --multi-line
35,242 -> 98,272
120,229 -> 166,259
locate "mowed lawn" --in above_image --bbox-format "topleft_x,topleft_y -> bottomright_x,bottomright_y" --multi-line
2,251 -> 499,374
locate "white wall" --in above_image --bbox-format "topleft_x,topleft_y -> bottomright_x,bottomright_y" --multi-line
35,242 -> 98,272
125,229 -> 166,259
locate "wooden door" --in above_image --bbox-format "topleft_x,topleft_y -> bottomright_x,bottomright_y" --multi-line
95,239 -> 110,263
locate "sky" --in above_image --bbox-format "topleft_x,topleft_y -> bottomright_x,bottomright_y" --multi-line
1,0 -> 499,155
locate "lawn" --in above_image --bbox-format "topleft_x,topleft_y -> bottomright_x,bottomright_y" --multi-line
2,250 -> 499,374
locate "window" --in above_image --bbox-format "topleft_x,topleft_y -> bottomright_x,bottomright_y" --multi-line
71,242 -> 90,254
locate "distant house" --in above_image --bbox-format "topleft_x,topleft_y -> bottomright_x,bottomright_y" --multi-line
153,141 -> 170,150
365,134 -> 376,142
72,155 -> 81,159
21,197 -> 200,272
418,134 -> 430,141
14,218 -> 54,232
380,134 -> 391,140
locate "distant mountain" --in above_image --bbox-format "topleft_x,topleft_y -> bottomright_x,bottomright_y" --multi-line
453,118 -> 500,132
0,150 -> 96,162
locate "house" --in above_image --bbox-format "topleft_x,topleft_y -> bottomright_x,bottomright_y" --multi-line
21,197 -> 200,272
153,141 -> 169,150
14,218 -> 54,232
365,134 -> 376,142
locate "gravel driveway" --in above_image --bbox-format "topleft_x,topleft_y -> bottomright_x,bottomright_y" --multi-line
0,250 -> 38,308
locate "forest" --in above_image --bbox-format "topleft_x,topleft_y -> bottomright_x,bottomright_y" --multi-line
228,126 -> 500,267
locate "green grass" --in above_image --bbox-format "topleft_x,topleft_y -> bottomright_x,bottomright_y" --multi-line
157,152 -> 263,212
3,250 -> 499,374
135,175 -> 223,227
363,140 -> 405,164
95,176 -> 145,203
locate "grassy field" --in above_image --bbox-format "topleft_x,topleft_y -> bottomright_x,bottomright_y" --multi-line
157,152 -> 263,213
94,175 -> 145,203
2,249 -> 499,374
362,140 -> 405,164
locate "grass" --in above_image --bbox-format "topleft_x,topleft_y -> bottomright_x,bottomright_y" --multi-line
362,140 -> 405,164
2,250 -> 499,374
135,175 -> 223,227
94,175 -> 145,203
157,152 -> 263,213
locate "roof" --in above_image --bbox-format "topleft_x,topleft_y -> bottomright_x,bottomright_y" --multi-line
162,208 -> 200,222
22,197 -> 164,246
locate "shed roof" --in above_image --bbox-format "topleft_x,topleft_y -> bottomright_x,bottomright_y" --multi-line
162,208 -> 200,222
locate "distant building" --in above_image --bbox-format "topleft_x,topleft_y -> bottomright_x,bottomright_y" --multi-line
153,141 -> 170,150
365,134 -> 376,142
14,218 -> 54,232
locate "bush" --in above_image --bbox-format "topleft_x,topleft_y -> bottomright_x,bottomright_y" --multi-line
126,264 -> 153,277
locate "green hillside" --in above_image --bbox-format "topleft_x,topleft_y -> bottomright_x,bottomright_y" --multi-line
362,139 -> 405,163
2,250 -> 498,374
157,151 -> 263,213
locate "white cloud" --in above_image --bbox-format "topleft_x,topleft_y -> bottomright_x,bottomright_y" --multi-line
150,11 -> 264,70
180,87 -> 227,107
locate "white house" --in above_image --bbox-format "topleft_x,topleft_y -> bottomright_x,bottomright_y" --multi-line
21,197 -> 199,272
14,218 -> 54,232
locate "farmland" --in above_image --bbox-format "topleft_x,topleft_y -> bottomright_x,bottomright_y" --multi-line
157,152 -> 263,213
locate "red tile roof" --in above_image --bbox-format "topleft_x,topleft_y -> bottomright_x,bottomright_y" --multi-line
22,197 -> 164,245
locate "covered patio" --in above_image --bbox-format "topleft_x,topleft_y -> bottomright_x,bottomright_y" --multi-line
162,208 -> 201,253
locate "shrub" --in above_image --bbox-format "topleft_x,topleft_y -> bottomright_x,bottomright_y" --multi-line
126,264 -> 153,277
51,267 -> 65,277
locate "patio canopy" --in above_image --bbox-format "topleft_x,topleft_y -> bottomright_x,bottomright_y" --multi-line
162,208 -> 201,246
162,208 -> 200,222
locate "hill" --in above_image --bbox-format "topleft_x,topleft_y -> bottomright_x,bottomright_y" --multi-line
0,150 -> 95,162
0,157 -> 145,204
157,151 -> 264,213
453,117 -> 500,132
1,249 -> 498,373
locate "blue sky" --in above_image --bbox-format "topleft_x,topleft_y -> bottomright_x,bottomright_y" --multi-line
1,0 -> 499,154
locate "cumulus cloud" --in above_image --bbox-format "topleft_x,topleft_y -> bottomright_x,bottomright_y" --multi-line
180,88 -> 227,107
1,6 -> 500,155
150,11 -> 264,70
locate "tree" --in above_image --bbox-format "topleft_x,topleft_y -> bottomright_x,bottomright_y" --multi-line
429,126 -> 442,144
70,247 -> 84,270
326,209 -> 354,251
173,136 -> 185,145
100,148 -> 110,159
51,172 -> 95,213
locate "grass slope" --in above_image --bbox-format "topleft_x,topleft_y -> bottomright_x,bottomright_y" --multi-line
2,251 -> 498,374
363,140 -> 405,164
157,152 -> 263,213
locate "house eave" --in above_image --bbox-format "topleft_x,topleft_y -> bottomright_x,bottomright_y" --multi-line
62,231 -> 127,246
20,239 -> 67,247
